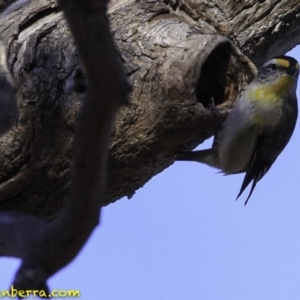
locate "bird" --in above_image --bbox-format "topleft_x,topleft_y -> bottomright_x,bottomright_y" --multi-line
176,55 -> 299,204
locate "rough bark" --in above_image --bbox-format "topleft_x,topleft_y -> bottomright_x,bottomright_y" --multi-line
0,0 -> 299,217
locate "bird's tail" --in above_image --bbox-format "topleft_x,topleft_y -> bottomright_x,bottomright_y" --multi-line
175,149 -> 220,169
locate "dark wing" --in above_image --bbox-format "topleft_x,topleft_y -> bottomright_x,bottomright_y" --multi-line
236,134 -> 276,205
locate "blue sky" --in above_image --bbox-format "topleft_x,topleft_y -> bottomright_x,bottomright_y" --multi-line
2,48 -> 300,299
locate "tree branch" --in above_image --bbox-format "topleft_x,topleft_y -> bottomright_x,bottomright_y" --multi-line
0,0 -> 297,215
0,0 -> 131,293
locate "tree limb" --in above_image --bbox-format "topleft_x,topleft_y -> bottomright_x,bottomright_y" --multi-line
0,0 -> 130,293
0,0 -> 298,214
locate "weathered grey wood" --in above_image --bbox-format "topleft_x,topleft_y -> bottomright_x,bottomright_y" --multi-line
0,0 -> 299,216
166,0 -> 300,66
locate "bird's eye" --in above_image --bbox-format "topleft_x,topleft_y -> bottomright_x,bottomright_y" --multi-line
270,64 -> 277,70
